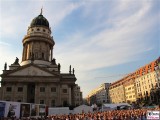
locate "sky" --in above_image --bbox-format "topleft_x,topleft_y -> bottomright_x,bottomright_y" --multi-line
0,0 -> 159,98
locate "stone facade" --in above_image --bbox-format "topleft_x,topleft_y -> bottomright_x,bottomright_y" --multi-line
73,84 -> 83,106
123,73 -> 136,103
86,83 -> 110,105
109,80 -> 126,103
109,58 -> 159,104
135,59 -> 159,99
0,12 -> 82,107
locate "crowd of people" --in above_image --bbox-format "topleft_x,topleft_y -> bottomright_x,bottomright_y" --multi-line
1,107 -> 160,120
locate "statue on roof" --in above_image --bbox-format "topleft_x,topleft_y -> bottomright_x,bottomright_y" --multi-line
51,58 -> 56,65
4,62 -> 7,70
14,57 -> 19,64
73,68 -> 75,74
69,65 -> 71,74
58,63 -> 61,72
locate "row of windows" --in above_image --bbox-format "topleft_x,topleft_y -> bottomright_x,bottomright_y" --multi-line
136,74 -> 156,82
125,90 -> 135,95
29,52 -> 45,59
40,100 -> 68,107
6,87 -> 23,92
6,87 -> 68,93
31,28 -> 49,34
126,86 -> 134,91
136,79 -> 157,87
126,95 -> 135,99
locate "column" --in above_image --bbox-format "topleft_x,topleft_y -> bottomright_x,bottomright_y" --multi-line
1,82 -> 5,100
51,47 -> 53,61
23,44 -> 27,60
22,44 -> 25,61
24,84 -> 27,103
57,84 -> 61,106
46,83 -> 49,106
26,43 -> 29,60
71,85 -> 75,106
69,87 -> 71,105
35,83 -> 39,104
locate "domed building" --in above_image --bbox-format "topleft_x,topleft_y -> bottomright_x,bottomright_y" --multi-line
0,11 -> 83,107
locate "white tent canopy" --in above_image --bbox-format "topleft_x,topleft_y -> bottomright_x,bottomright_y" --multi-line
48,107 -> 70,115
73,105 -> 93,114
102,103 -> 131,111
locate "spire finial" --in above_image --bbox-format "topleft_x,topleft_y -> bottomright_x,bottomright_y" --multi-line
40,6 -> 43,15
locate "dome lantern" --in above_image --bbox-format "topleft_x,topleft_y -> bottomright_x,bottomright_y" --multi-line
30,9 -> 49,28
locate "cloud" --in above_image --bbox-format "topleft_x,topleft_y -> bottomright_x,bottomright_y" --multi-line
0,44 -> 21,72
46,2 -> 83,28
56,0 -> 155,71
0,0 -> 159,97
0,1 -> 82,40
53,0 -> 158,96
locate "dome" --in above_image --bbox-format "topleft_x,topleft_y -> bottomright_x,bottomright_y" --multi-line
30,14 -> 49,28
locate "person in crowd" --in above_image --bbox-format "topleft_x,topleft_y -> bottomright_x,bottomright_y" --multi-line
1,107 -> 159,120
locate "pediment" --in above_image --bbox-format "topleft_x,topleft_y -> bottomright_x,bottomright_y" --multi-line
8,65 -> 55,76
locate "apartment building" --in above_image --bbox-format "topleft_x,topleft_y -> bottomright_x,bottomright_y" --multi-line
109,79 -> 126,103
123,73 -> 136,103
155,57 -> 160,86
135,59 -> 159,99
87,83 -> 110,105
108,58 -> 159,104
96,83 -> 110,104
73,84 -> 83,106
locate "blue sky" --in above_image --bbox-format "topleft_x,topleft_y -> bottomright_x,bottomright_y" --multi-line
0,0 -> 159,97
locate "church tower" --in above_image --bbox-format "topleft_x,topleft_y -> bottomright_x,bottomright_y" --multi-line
0,10 -> 83,107
21,10 -> 55,67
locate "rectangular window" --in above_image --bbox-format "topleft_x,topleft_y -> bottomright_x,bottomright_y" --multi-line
63,89 -> 67,93
18,87 -> 23,92
6,87 -> 12,92
17,100 -> 21,102
42,53 -> 44,59
51,87 -> 56,92
40,87 -> 45,92
40,100 -> 44,104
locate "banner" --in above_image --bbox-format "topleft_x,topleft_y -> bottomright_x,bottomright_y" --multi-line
0,101 -> 46,118
20,103 -> 30,118
31,104 -> 39,116
0,102 -> 6,117
4,102 -> 20,118
39,105 -> 46,116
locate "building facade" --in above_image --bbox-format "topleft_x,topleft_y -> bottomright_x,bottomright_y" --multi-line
109,58 -> 159,105
135,59 -> 158,99
123,73 -> 136,103
135,58 -> 160,104
0,12 -> 82,107
73,84 -> 83,106
109,79 -> 126,103
86,83 -> 110,105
